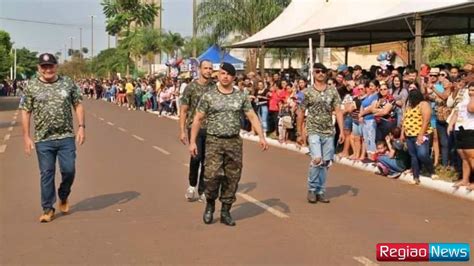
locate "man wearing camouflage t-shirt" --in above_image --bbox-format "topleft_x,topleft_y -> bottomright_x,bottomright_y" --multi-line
20,53 -> 85,223
179,60 -> 215,201
190,62 -> 268,226
296,63 -> 344,204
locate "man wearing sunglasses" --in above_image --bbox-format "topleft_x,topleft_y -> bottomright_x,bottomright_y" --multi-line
20,53 -> 85,223
296,63 -> 344,204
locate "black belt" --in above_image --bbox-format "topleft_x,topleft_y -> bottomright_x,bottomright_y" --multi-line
209,134 -> 239,139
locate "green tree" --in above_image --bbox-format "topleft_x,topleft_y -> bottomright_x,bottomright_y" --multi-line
197,0 -> 290,73
423,35 -> 474,66
162,31 -> 184,59
89,48 -> 134,78
102,0 -> 160,75
181,35 -> 212,58
0,30 -> 13,79
15,47 -> 38,79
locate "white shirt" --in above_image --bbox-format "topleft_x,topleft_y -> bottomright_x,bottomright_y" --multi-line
455,89 -> 474,131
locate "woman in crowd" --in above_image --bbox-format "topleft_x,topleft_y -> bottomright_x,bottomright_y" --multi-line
359,80 -> 380,161
402,89 -> 437,185
373,82 -> 397,142
349,83 -> 366,160
448,81 -> 474,189
256,80 -> 270,134
268,81 -> 281,137
391,75 -> 408,127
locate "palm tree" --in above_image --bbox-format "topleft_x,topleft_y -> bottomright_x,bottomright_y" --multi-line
138,27 -> 163,74
102,0 -> 160,76
162,31 -> 185,59
181,35 -> 212,58
197,0 -> 290,73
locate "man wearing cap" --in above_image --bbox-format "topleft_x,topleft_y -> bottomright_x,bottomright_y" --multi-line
189,62 -> 268,226
20,53 -> 85,223
179,59 -> 216,202
296,63 -> 344,204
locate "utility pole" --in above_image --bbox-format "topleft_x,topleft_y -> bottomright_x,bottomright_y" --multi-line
13,48 -> 17,80
91,15 -> 95,58
192,0 -> 197,58
64,43 -> 67,62
69,36 -> 74,54
80,27 -> 83,58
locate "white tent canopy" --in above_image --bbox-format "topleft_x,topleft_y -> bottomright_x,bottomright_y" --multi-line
230,0 -> 474,48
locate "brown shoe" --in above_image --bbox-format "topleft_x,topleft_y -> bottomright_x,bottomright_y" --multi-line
39,209 -> 55,223
307,191 -> 317,204
58,199 -> 69,214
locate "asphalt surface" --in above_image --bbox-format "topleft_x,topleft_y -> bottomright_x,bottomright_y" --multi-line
0,96 -> 472,265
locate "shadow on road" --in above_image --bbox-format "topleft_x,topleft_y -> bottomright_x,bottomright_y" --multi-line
231,198 -> 290,221
326,185 -> 359,199
0,97 -> 20,112
237,182 -> 257,193
71,191 -> 140,212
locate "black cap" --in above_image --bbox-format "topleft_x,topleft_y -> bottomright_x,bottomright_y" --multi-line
220,62 -> 236,76
313,62 -> 327,71
38,53 -> 58,65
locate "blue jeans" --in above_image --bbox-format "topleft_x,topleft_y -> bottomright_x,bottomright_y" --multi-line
378,155 -> 405,174
307,134 -> 334,195
362,119 -> 377,153
406,136 -> 434,179
35,137 -> 76,211
257,105 -> 269,133
436,120 -> 449,166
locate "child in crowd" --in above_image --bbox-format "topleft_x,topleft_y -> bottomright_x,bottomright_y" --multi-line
376,127 -> 410,178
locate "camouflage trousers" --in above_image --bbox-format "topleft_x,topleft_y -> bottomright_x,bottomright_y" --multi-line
204,135 -> 243,204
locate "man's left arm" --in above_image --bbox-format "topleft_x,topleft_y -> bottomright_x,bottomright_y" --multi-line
72,83 -> 85,145
332,89 -> 344,143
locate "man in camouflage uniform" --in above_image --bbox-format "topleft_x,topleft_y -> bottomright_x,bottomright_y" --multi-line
296,63 -> 344,204
179,59 -> 215,201
20,53 -> 85,223
189,62 -> 268,226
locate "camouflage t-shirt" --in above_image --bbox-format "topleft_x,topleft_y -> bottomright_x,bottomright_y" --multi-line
19,76 -> 83,142
299,85 -> 341,136
180,80 -> 216,129
197,87 -> 252,137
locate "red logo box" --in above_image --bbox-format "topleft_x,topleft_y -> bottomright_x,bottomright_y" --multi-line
377,243 -> 430,261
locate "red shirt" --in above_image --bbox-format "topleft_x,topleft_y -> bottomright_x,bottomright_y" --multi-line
268,91 -> 281,111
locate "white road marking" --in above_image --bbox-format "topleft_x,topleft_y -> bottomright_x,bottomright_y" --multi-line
353,256 -> 379,266
236,192 -> 289,219
132,134 -> 145,141
107,122 -> 115,126
99,117 -> 104,121
8,127 -> 13,132
0,144 -> 6,153
152,145 -> 171,155
10,121 -> 15,125
4,134 -> 11,141
118,127 -> 127,132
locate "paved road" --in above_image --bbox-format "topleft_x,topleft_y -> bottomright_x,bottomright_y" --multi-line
1,97 -> 472,265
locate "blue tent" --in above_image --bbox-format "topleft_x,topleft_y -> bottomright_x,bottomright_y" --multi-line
197,44 -> 244,70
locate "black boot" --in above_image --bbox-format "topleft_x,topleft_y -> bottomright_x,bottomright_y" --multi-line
220,203 -> 236,226
203,200 -> 215,224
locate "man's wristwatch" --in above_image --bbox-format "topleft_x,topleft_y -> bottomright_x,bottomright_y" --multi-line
78,124 -> 86,129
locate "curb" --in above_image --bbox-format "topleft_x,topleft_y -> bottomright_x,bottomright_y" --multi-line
145,107 -> 474,201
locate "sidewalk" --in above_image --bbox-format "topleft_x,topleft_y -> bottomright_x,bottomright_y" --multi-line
147,108 -> 474,201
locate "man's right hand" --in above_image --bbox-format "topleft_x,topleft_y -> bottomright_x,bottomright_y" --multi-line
23,136 -> 34,156
179,131 -> 189,145
296,136 -> 304,145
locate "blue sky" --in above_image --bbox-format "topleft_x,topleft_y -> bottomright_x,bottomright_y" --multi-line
0,0 -> 193,56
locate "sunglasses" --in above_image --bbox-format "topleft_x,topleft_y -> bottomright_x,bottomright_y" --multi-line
314,69 -> 327,74
380,88 -> 388,91
429,74 -> 438,77
440,73 -> 447,77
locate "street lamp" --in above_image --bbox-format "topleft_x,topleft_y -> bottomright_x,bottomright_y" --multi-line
69,36 -> 75,57
90,15 -> 96,58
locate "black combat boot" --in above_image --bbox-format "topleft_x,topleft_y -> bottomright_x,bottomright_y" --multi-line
203,199 -> 215,224
220,203 -> 236,226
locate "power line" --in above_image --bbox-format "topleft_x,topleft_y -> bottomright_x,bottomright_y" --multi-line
0,17 -> 105,29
